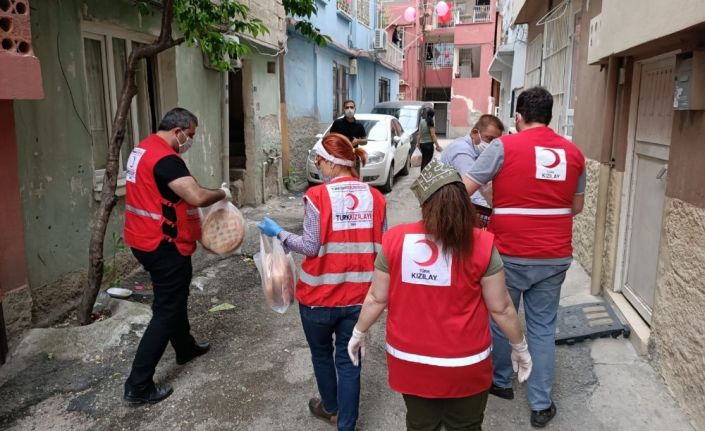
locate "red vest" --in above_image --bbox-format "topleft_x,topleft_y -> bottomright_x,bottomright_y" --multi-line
296,177 -> 386,307
124,134 -> 201,256
489,127 -> 585,258
384,222 -> 495,398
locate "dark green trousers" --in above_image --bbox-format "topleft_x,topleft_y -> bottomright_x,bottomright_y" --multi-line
403,391 -> 489,431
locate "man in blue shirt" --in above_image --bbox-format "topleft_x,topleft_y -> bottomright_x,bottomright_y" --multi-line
440,115 -> 504,207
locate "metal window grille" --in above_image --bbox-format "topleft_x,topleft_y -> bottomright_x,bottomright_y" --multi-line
337,0 -> 352,16
356,0 -> 370,26
542,2 -> 571,133
525,35 -> 543,88
425,42 -> 454,68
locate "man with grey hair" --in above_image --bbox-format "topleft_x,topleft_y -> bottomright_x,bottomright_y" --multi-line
123,107 -> 231,405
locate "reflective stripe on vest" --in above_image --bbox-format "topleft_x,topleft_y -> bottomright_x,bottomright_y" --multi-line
493,207 -> 572,216
126,204 -> 161,220
299,270 -> 374,286
386,343 -> 492,367
317,242 -> 382,257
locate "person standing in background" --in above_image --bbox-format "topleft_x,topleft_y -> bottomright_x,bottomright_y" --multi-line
416,107 -> 442,171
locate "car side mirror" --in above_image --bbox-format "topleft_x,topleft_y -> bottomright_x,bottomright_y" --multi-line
315,133 -> 323,139
393,136 -> 401,145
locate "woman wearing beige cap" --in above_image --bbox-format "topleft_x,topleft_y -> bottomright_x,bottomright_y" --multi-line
348,159 -> 531,430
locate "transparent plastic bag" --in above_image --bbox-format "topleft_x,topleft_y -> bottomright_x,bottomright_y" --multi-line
199,200 -> 245,255
411,147 -> 423,168
254,233 -> 297,314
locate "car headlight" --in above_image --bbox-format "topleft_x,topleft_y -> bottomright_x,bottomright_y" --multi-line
367,151 -> 386,165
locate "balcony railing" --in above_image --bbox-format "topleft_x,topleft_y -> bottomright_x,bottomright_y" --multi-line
382,41 -> 404,70
459,4 -> 492,24
432,4 -> 492,28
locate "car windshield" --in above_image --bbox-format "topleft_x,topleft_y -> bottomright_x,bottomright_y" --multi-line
359,120 -> 388,141
372,107 -> 419,132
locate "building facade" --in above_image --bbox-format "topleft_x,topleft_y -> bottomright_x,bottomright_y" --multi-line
284,0 -> 402,181
0,0 -> 43,362
513,0 -> 705,427
3,0 -> 288,339
386,0 -> 497,137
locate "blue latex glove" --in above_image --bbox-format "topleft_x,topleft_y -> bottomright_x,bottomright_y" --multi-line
257,216 -> 283,237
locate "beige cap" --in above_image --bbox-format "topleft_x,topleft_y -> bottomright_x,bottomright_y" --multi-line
410,158 -> 463,204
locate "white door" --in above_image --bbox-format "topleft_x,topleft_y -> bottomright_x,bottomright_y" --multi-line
622,55 -> 675,324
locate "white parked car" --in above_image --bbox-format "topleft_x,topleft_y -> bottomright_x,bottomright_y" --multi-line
305,114 -> 412,193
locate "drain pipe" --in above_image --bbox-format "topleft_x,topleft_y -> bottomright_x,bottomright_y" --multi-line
590,55 -> 619,296
221,71 -> 230,186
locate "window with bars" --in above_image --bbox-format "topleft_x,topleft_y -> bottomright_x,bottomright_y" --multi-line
524,35 -> 542,88
456,45 -> 481,78
332,62 -> 349,118
379,78 -> 390,103
82,27 -> 162,190
356,0 -> 370,26
337,0 -> 352,16
425,43 -> 454,68
542,3 -> 571,133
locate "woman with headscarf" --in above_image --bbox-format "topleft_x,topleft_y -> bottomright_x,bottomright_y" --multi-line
258,133 -> 387,431
416,106 -> 443,171
347,159 -> 531,431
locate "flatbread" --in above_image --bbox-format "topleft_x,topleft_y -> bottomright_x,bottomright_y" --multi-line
200,207 -> 245,254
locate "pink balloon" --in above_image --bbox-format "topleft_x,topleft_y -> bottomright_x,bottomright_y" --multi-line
403,6 -> 416,22
436,1 -> 449,16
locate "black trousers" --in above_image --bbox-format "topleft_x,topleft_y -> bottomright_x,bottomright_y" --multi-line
419,141 -> 435,171
126,242 -> 196,390
403,391 -> 489,431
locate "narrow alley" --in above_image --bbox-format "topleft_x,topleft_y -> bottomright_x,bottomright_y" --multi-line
0,160 -> 694,430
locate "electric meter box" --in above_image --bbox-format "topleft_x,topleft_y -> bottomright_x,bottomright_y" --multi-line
673,50 -> 705,110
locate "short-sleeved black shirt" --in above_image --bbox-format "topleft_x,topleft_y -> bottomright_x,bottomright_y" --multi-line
153,155 -> 191,237
330,118 -> 367,144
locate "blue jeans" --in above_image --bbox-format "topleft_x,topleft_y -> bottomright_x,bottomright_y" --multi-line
490,261 -> 570,411
299,304 -> 362,431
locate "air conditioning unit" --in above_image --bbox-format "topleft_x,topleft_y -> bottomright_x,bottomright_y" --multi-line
373,28 -> 387,50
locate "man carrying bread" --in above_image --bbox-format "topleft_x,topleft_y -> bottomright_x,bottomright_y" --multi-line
122,107 -> 231,405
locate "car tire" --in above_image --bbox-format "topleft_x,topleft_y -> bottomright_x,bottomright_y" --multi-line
399,152 -> 411,176
380,162 -> 394,193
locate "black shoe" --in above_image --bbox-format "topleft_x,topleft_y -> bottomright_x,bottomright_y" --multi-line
489,384 -> 514,400
124,384 -> 174,405
530,402 -> 557,428
176,341 -> 210,365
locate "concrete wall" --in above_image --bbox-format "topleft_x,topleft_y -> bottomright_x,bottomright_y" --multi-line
589,0 -> 705,63
651,198 -> 705,430
176,45 -> 225,188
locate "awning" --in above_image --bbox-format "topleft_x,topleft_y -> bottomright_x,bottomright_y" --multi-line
487,45 -> 515,82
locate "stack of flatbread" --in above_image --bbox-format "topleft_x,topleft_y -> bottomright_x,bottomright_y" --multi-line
200,205 -> 245,254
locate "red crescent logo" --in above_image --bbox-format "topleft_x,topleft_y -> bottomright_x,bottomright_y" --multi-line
413,239 -> 440,267
345,193 -> 360,210
541,148 -> 561,169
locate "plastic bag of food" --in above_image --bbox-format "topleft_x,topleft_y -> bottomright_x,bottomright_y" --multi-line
199,200 -> 245,255
254,233 -> 297,314
411,147 -> 423,168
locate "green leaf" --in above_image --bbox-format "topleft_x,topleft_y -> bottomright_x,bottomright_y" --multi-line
209,303 -> 236,313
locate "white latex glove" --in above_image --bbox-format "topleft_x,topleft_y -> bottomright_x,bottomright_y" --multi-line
510,337 -> 532,383
220,182 -> 232,201
347,326 -> 368,367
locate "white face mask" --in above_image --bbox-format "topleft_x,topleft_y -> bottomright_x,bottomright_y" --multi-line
177,130 -> 193,154
344,108 -> 355,118
476,140 -> 490,154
